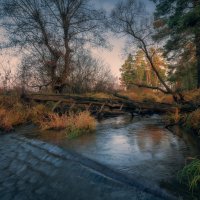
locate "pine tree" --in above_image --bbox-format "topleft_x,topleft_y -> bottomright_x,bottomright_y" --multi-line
120,54 -> 136,89
120,49 -> 167,89
153,0 -> 200,88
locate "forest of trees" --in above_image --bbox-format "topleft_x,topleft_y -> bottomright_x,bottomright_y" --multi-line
153,0 -> 200,91
120,49 -> 167,90
109,0 -> 200,101
0,0 -> 199,99
0,1 -> 200,196
0,0 -> 116,94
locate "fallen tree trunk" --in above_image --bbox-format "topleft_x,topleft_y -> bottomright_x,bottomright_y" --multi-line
24,93 -> 180,114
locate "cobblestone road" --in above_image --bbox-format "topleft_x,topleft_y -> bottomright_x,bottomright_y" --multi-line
0,134 -> 176,200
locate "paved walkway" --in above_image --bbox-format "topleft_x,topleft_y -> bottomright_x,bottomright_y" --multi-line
0,134 -> 176,200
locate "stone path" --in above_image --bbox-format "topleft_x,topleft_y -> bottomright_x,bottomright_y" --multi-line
0,134 -> 176,200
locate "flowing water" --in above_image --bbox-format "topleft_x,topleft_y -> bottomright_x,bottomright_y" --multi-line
20,115 -> 200,199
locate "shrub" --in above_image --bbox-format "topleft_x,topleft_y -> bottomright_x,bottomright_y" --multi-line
185,109 -> 200,133
38,111 -> 96,138
0,106 -> 29,131
178,159 -> 200,192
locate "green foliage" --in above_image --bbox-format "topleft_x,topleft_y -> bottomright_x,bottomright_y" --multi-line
178,159 -> 200,191
67,127 -> 94,139
120,54 -> 136,89
153,0 -> 200,89
120,49 -> 167,89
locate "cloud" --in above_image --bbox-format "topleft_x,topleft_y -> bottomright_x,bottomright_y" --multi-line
90,0 -> 155,78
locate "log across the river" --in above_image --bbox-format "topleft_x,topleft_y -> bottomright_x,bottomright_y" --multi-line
23,93 -> 182,116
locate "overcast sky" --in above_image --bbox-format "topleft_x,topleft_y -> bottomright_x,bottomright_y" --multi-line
0,0 -> 155,79
91,0 -> 155,78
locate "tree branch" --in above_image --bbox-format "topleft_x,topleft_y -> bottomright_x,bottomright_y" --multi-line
130,83 -> 169,94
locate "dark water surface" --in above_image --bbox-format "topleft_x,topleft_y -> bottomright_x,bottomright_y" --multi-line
20,115 -> 200,198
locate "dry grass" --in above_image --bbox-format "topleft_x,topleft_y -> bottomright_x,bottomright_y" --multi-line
0,101 -> 29,131
30,104 -> 51,124
0,95 -> 21,108
120,87 -> 200,104
119,88 -> 167,103
38,113 -> 68,130
159,95 -> 174,104
0,94 -> 96,136
183,89 -> 200,104
85,92 -> 114,99
72,111 -> 96,131
38,111 -> 96,137
185,109 -> 200,133
164,108 -> 182,125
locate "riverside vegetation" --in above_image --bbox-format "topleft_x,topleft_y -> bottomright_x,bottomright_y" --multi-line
0,95 -> 96,138
0,0 -> 200,197
0,90 -> 200,195
115,88 -> 200,194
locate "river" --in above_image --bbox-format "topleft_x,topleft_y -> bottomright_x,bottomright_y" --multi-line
20,114 -> 200,199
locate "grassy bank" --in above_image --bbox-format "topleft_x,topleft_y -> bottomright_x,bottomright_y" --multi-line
163,90 -> 200,196
0,95 -> 96,137
119,88 -> 174,103
178,158 -> 200,194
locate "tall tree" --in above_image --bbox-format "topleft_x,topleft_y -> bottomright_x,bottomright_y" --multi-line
109,0 -> 182,101
153,0 -> 200,88
120,49 -> 167,89
0,0 -> 107,92
167,42 -> 197,90
120,54 -> 136,89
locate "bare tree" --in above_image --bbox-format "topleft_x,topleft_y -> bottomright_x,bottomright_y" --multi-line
109,0 -> 183,102
1,0 -> 107,93
0,61 -> 18,93
20,49 -> 116,93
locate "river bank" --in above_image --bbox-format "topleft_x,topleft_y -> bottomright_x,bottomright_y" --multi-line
0,133 -> 174,200
14,114 -> 200,199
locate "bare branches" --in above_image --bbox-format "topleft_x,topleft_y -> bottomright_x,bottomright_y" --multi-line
109,0 -> 182,101
1,0 -> 108,93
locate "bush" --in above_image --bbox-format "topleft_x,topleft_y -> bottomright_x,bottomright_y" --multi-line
185,109 -> 200,134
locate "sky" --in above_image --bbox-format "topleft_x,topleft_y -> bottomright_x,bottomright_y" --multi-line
91,0 -> 155,78
0,0 -> 155,79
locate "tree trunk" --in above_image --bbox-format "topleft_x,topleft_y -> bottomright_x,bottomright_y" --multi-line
195,31 -> 200,88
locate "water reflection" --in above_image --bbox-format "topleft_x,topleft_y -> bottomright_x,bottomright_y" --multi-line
21,115 -> 200,197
